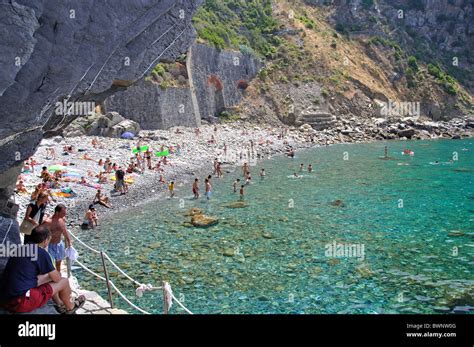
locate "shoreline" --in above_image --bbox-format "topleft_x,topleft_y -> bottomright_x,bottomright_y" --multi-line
17,120 -> 472,228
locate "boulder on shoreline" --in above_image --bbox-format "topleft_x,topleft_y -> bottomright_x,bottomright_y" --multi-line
191,214 -> 219,227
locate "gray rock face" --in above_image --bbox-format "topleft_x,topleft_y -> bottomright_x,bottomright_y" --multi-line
0,0 -> 203,205
189,43 -> 263,121
105,79 -> 198,129
105,43 -> 262,129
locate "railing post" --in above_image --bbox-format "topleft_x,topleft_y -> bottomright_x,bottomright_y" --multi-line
66,257 -> 71,278
162,281 -> 168,315
100,251 -> 114,309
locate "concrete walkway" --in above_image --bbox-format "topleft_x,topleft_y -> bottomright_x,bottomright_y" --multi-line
65,269 -> 128,315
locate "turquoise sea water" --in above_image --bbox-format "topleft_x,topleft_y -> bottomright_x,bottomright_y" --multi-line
75,139 -> 473,314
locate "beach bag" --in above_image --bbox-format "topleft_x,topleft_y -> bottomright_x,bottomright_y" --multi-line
19,206 -> 41,235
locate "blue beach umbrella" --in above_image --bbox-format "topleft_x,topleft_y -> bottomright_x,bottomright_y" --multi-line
121,132 -> 135,139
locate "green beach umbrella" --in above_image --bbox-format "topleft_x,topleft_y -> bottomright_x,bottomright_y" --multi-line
48,165 -> 68,172
48,165 -> 79,172
132,145 -> 149,154
155,149 -> 169,157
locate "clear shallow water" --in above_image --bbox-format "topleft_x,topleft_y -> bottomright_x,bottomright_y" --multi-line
75,139 -> 474,314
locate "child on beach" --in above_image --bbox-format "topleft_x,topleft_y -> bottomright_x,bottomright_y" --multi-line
169,181 -> 175,197
82,205 -> 99,229
233,179 -> 240,193
192,178 -> 200,199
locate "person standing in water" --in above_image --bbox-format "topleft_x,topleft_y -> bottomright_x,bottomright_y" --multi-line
216,162 -> 223,178
239,185 -> 245,200
384,146 -> 388,159
260,169 -> 266,178
168,181 -> 175,198
242,162 -> 249,177
233,179 -> 240,193
308,164 -> 313,173
205,178 -> 212,200
300,163 -> 304,172
192,178 -> 199,199
213,158 -> 218,175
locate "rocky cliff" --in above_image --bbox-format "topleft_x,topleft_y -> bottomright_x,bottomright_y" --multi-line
104,43 -> 263,128
0,0 -> 203,209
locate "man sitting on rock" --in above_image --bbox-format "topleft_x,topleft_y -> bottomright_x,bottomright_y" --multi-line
0,224 -> 85,314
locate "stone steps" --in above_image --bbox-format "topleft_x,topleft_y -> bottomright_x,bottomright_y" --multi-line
295,111 -> 336,130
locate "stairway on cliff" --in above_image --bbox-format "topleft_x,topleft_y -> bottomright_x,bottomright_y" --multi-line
294,107 -> 336,130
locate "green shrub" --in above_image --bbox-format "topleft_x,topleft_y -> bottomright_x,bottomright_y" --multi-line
192,0 -> 278,58
407,56 -> 418,71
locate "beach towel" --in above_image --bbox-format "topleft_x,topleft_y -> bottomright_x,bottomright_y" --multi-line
53,192 -> 73,198
110,176 -> 134,184
81,182 -> 101,189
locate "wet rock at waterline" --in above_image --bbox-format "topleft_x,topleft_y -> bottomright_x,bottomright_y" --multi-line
191,214 -> 219,227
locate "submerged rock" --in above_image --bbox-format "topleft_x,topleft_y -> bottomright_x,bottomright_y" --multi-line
355,264 -> 373,278
184,207 -> 203,216
331,199 -> 345,207
191,214 -> 219,227
223,248 -> 235,257
221,201 -> 249,209
448,230 -> 465,237
262,232 -> 275,239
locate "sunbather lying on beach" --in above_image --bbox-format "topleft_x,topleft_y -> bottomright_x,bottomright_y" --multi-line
94,189 -> 111,208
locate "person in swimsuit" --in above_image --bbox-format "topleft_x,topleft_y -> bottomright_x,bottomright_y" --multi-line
192,178 -> 200,199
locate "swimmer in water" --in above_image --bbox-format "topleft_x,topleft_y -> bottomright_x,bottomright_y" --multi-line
300,163 -> 304,172
260,169 -> 266,178
308,164 -> 313,172
293,172 -> 299,178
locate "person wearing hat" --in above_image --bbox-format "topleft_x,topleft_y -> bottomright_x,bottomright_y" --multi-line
81,204 -> 98,230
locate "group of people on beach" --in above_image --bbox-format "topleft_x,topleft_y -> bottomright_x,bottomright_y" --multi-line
0,199 -> 87,314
